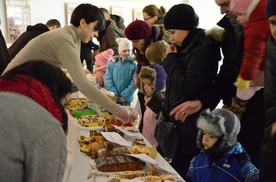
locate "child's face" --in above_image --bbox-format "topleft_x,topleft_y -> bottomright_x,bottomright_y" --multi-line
142,78 -> 153,96
202,131 -> 218,150
268,15 -> 276,40
235,13 -> 247,26
120,50 -> 131,59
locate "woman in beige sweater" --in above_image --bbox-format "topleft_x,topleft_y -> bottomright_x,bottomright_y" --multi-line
3,4 -> 137,123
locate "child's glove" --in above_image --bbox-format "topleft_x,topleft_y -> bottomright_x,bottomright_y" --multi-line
236,76 -> 250,89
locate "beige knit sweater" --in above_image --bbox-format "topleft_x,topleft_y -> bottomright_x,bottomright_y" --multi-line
3,25 -> 121,115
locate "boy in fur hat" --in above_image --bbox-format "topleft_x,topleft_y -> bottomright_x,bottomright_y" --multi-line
104,38 -> 137,106
139,66 -> 164,146
186,108 -> 259,182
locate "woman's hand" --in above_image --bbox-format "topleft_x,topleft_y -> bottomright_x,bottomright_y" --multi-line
117,106 -> 138,124
166,45 -> 177,55
170,100 -> 202,122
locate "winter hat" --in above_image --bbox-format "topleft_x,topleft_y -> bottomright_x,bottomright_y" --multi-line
116,37 -> 132,54
163,4 -> 199,31
95,48 -> 114,66
229,0 -> 252,14
197,108 -> 241,156
145,40 -> 169,64
266,0 -> 276,19
139,66 -> 156,93
124,20 -> 152,40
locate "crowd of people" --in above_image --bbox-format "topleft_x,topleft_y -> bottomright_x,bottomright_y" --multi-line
0,0 -> 276,181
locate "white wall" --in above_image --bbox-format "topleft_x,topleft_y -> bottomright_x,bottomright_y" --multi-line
0,0 -> 223,45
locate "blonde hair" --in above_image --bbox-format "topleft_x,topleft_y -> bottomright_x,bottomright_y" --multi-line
145,40 -> 169,64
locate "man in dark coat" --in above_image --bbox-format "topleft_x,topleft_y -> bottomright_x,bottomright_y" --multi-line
8,19 -> 60,60
260,0 -> 276,181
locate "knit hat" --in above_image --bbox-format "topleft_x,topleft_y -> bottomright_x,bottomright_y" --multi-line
124,20 -> 152,40
116,37 -> 132,54
95,48 -> 114,66
229,0 -> 252,14
266,0 -> 276,18
139,66 -> 156,93
163,4 -> 199,30
197,108 -> 241,156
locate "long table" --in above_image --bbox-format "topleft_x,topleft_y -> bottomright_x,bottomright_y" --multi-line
63,110 -> 185,182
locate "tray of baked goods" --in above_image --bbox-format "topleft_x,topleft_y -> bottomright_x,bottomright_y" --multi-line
78,130 -> 182,182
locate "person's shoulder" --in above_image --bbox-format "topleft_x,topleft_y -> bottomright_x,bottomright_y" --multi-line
195,27 -> 224,47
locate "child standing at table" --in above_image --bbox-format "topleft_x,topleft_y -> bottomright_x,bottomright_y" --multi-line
138,40 -> 168,132
145,40 -> 168,92
186,108 -> 259,181
94,48 -> 114,87
104,38 -> 137,106
139,66 -> 164,146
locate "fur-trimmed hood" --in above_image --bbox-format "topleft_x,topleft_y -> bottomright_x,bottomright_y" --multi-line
205,26 -> 225,46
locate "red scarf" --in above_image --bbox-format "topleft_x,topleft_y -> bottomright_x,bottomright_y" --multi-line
0,74 -> 62,122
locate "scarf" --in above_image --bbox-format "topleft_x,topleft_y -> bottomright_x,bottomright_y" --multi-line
0,74 -> 62,122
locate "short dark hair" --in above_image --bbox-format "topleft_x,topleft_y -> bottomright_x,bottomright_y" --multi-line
70,3 -> 105,32
46,19 -> 61,28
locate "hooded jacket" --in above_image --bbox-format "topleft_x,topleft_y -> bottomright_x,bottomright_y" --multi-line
187,142 -> 259,182
8,23 -> 49,60
104,57 -> 137,103
110,14 -> 126,30
98,20 -> 124,56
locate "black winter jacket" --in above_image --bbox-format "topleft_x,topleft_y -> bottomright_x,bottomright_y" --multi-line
161,28 -> 221,142
200,16 -> 244,109
8,23 -> 49,59
260,35 -> 276,182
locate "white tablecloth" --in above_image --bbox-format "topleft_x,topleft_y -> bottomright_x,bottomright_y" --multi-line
63,113 -> 185,182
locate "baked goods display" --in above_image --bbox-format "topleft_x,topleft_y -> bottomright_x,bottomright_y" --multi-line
95,154 -> 146,172
129,145 -> 158,159
122,122 -> 135,131
132,138 -> 147,146
77,115 -> 105,127
65,98 -> 88,117
78,132 -> 106,159
107,172 -> 176,182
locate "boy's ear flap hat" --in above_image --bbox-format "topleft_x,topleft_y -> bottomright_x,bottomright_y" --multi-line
197,108 -> 241,156
95,48 -> 114,66
266,0 -> 276,19
139,66 -> 156,93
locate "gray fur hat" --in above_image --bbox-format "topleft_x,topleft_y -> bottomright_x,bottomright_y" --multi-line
197,108 -> 241,156
139,66 -> 156,93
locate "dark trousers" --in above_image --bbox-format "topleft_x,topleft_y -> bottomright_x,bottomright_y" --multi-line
238,89 -> 266,168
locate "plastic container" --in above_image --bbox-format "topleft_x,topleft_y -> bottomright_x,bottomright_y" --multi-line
73,106 -> 97,119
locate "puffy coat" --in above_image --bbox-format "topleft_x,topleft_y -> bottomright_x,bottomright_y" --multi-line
104,57 -> 137,103
161,28 -> 221,151
187,142 -> 259,182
